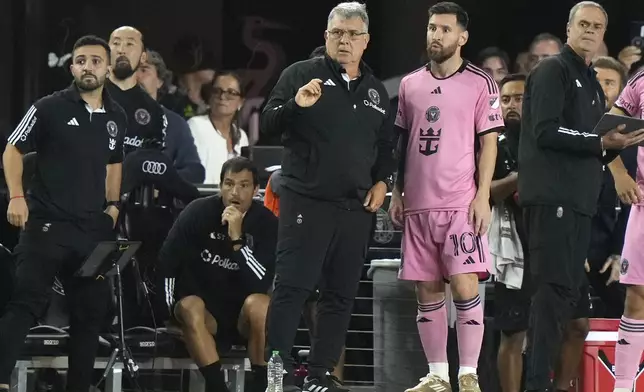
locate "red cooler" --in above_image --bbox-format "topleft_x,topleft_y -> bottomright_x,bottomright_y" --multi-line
574,318 -> 644,391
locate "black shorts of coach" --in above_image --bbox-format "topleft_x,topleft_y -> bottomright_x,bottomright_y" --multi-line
494,259 -> 591,336
172,271 -> 247,352
266,187 -> 373,372
0,213 -> 115,390
522,204 -> 591,390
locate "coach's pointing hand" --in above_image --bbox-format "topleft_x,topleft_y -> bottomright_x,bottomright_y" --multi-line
295,79 -> 323,107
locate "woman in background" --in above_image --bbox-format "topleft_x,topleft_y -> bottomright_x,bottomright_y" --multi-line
188,71 -> 249,184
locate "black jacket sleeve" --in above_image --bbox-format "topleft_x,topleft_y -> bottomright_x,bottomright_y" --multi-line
373,98 -> 397,184
230,212 -> 277,294
528,59 -> 603,156
260,63 -> 306,136
394,125 -> 408,192
162,108 -> 205,183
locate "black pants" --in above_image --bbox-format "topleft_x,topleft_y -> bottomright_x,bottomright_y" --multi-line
265,189 -> 372,377
523,205 -> 591,391
0,214 -> 114,392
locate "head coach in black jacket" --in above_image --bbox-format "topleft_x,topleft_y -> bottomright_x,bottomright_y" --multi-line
259,2 -> 396,391
517,2 -> 644,391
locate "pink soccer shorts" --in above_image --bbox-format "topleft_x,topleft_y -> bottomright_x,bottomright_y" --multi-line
399,210 -> 490,282
620,205 -> 644,286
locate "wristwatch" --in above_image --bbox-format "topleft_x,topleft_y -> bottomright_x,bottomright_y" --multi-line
106,201 -> 121,210
381,174 -> 394,192
231,235 -> 246,247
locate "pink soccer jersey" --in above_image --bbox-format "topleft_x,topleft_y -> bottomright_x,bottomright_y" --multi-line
614,70 -> 644,206
395,61 -> 503,213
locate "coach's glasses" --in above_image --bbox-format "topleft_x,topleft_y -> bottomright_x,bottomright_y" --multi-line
327,29 -> 367,41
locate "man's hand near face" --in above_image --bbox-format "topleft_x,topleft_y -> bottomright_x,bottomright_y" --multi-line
222,205 -> 244,240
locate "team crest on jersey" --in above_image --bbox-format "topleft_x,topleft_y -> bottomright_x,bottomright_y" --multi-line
135,108 -> 151,125
621,258 -> 629,275
106,121 -> 118,137
426,106 -> 440,123
368,88 -> 380,105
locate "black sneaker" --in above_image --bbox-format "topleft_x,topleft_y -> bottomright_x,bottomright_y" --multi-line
302,375 -> 349,392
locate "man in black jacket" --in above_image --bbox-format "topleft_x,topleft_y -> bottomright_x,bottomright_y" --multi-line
158,157 -> 277,392
260,2 -> 396,391
518,2 -> 644,391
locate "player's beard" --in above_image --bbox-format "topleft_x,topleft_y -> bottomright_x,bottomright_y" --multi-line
75,73 -> 105,92
112,56 -> 139,80
427,41 -> 458,64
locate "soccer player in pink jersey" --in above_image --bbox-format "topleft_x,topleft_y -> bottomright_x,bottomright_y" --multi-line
604,69 -> 644,392
388,2 -> 502,392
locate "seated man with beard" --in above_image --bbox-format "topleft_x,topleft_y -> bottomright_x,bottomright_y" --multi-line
492,74 -> 591,392
159,157 -> 277,392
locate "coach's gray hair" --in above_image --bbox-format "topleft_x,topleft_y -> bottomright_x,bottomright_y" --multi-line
327,2 -> 369,32
568,1 -> 608,27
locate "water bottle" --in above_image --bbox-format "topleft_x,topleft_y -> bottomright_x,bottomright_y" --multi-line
267,350 -> 284,392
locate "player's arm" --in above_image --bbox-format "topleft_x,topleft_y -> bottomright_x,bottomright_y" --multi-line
394,126 -> 409,195
261,64 -> 304,136
473,82 -> 503,200
476,132 -> 498,199
528,60 -> 602,156
373,97 -> 397,188
607,100 -> 643,204
106,113 -> 126,213
230,214 -> 278,293
4,102 -> 45,200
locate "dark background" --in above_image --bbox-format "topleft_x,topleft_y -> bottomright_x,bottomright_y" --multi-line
1,0 -> 644,136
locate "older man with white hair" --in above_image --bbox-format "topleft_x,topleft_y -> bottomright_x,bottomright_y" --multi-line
261,2 -> 396,391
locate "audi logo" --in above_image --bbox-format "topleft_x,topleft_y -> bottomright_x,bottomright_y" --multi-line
141,161 -> 167,175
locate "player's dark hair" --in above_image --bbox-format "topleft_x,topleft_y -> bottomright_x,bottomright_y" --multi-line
428,2 -> 469,30
220,157 -> 259,186
72,35 -> 111,62
309,45 -> 326,59
499,73 -> 527,90
593,56 -> 628,89
202,71 -> 246,149
476,46 -> 510,70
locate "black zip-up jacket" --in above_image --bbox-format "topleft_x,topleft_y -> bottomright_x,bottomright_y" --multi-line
518,45 -> 618,216
261,54 -> 396,210
158,196 -> 277,314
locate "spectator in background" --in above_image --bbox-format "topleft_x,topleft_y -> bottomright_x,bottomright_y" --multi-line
477,46 -> 510,84
583,55 -> 631,320
618,45 -> 642,73
137,50 -> 205,183
596,41 -> 609,58
594,56 -> 628,110
161,35 -> 218,120
310,45 -> 326,58
527,32 -> 563,71
514,52 -> 531,74
188,72 -> 249,185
